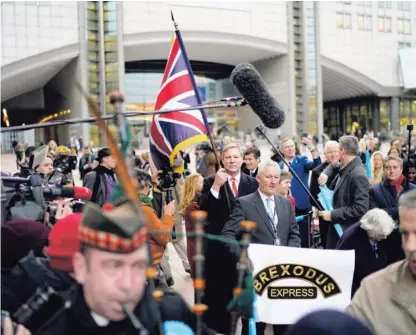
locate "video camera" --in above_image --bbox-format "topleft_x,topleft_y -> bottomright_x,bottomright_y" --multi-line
16,145 -> 49,178
53,154 -> 77,175
157,166 -> 181,194
1,174 -> 91,222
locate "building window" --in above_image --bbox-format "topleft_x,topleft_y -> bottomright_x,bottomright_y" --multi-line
358,14 -> 364,29
88,33 -> 97,41
104,41 -> 117,52
103,1 -> 117,11
358,14 -> 372,30
87,2 -> 97,10
336,12 -> 351,29
365,15 -> 372,30
87,20 -> 98,31
404,1 -> 411,10
398,18 -> 411,34
105,52 -> 118,62
358,1 -> 372,6
378,1 -> 392,9
398,41 -> 412,48
88,41 -> 98,51
87,10 -> 97,20
378,16 -> 391,32
397,1 -> 411,11
88,52 -> 98,62
106,72 -> 118,82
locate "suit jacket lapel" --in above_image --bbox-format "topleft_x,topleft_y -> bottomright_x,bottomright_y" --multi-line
334,158 -> 360,195
238,174 -> 247,196
253,192 -> 274,237
334,171 -> 349,195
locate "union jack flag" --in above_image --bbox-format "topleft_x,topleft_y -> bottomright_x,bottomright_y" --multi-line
150,29 -> 210,172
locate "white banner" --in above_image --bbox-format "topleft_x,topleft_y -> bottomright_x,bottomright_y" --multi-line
248,244 -> 355,325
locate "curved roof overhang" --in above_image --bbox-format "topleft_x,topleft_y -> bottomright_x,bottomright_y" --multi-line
322,56 -> 385,102
1,44 -> 79,102
124,30 -> 288,66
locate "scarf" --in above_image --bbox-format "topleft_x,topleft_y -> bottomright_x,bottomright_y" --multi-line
139,193 -> 153,208
390,174 -> 405,193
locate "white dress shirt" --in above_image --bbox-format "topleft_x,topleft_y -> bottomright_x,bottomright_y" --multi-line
210,173 -> 241,199
91,311 -> 110,327
282,158 -> 295,172
250,167 -> 258,176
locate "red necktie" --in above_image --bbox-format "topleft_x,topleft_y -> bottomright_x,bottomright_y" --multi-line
231,177 -> 238,197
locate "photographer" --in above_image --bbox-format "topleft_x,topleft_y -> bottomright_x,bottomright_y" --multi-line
50,146 -> 76,187
36,155 -> 54,177
135,169 -> 175,287
83,148 -> 117,206
149,164 -> 191,285
78,146 -> 94,181
14,147 -> 36,178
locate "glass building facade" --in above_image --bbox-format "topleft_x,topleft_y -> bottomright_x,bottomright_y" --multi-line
123,68 -> 240,138
323,97 -> 416,138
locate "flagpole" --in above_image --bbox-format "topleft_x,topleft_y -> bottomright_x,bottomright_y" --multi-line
170,11 -> 211,133
170,11 -> 231,212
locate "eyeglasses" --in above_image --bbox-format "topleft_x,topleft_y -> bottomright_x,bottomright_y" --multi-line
384,166 -> 400,171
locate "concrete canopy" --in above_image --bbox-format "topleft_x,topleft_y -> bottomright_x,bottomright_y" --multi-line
322,56 -> 385,102
1,44 -> 79,102
124,30 -> 288,65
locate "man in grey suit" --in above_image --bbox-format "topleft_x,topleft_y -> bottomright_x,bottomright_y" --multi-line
221,160 -> 301,335
222,160 -> 301,249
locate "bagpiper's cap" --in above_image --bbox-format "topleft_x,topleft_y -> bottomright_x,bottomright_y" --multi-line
79,200 -> 148,253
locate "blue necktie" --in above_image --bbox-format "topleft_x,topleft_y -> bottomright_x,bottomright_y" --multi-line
266,198 -> 275,226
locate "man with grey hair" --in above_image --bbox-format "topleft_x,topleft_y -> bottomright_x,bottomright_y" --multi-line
346,190 -> 416,335
369,155 -> 416,222
336,209 -> 404,297
310,140 -> 340,248
318,136 -> 369,249
279,137 -> 321,247
222,160 -> 300,334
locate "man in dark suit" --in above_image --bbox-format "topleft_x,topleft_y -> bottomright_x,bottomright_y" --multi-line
310,141 -> 340,248
318,136 -> 370,249
369,155 -> 416,222
222,160 -> 301,335
242,146 -> 261,177
199,143 -> 258,334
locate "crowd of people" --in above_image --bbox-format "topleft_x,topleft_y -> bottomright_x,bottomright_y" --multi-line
1,128 -> 416,335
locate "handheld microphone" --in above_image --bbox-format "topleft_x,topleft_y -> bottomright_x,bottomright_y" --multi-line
230,63 -> 285,129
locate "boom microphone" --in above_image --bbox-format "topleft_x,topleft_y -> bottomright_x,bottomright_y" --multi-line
230,62 -> 285,129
